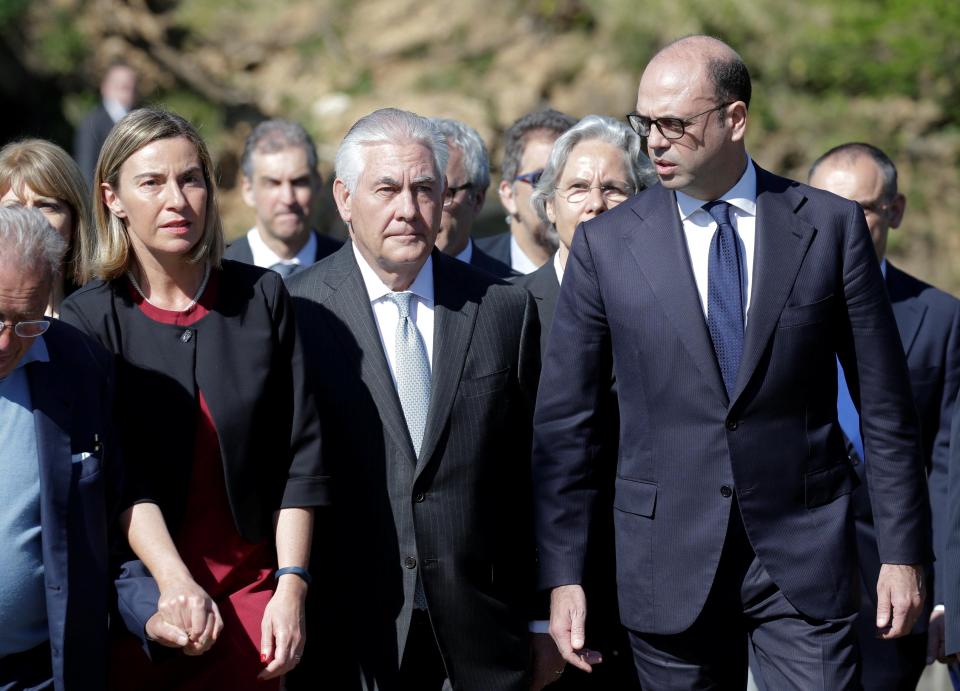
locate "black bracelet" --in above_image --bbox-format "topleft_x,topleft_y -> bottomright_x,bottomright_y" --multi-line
274,566 -> 312,586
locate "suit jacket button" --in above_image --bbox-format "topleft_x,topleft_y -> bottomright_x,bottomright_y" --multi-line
404,556 -> 417,569
725,419 -> 738,431
720,485 -> 733,498
414,492 -> 425,503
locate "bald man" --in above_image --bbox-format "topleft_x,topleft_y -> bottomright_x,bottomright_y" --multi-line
533,36 -> 930,689
810,143 -> 960,689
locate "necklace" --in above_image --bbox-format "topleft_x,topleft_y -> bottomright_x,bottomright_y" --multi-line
127,264 -> 211,312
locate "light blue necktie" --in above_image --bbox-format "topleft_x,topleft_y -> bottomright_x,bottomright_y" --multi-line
386,292 -> 431,457
837,359 -> 864,462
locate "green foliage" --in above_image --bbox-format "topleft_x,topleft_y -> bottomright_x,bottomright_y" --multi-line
150,90 -> 226,152
0,0 -> 29,28
35,9 -> 88,75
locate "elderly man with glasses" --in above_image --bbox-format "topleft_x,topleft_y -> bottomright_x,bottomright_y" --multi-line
0,206 -> 122,690
533,35 -> 930,690
475,108 -> 576,275
431,118 -> 514,279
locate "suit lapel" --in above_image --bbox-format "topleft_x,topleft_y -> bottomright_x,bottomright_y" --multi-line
626,185 -> 728,404
731,168 -> 816,404
886,264 -> 925,356
416,254 -> 478,478
317,245 -> 417,462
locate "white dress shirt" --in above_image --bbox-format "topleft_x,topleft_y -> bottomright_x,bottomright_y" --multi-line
247,227 -> 317,271
352,243 -> 435,383
454,238 -> 474,264
102,98 -> 130,124
675,157 -> 757,323
553,251 -> 564,285
510,235 -> 540,275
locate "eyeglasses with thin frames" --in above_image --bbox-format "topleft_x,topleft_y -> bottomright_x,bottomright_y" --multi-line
625,102 -> 733,141
442,182 -> 474,208
560,183 -> 632,205
514,169 -> 544,186
0,320 -> 49,338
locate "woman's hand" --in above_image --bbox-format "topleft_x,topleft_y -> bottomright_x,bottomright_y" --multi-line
257,575 -> 307,680
155,577 -> 224,655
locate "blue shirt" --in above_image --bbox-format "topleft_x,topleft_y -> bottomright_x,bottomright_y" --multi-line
0,336 -> 50,656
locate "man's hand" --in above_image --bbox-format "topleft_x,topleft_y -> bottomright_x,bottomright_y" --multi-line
876,564 -> 924,639
145,611 -> 189,648
927,608 -> 950,664
530,632 -> 566,690
258,574 -> 307,680
155,577 -> 223,655
549,585 -> 603,673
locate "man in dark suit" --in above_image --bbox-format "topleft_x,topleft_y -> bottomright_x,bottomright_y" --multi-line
224,119 -> 340,277
431,118 -> 515,279
0,206 -> 120,690
534,36 -> 931,689
476,109 -> 576,275
808,143 -> 960,689
287,108 -> 552,690
73,61 -> 137,183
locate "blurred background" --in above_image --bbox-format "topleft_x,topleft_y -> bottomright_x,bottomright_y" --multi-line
2,0 -> 958,289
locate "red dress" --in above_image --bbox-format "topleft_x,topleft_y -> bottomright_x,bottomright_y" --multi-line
110,273 -> 280,691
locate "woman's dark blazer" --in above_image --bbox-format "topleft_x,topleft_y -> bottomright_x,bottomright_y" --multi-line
60,259 -> 330,543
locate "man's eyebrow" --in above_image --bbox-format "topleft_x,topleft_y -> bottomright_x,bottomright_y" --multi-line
411,175 -> 437,185
373,176 -> 401,186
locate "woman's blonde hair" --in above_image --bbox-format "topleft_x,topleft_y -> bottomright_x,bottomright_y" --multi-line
0,139 -> 90,285
84,107 -> 224,281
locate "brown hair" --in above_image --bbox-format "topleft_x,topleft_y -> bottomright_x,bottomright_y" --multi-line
0,139 -> 90,285
84,107 -> 224,281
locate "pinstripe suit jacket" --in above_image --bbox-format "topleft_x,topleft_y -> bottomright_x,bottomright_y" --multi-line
533,164 -> 931,635
288,243 -> 540,691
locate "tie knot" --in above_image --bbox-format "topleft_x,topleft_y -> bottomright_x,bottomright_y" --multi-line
703,200 -> 733,229
387,291 -> 413,318
269,262 -> 298,279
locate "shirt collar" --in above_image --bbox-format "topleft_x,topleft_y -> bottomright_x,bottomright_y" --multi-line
247,227 -> 317,269
510,234 -> 541,275
455,238 -> 474,264
1,334 -> 49,384
676,155 -> 758,222
351,242 -> 435,306
553,251 -> 564,285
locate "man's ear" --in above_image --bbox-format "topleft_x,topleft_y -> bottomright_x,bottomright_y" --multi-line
545,197 -> 557,225
471,187 -> 487,216
241,176 -> 256,208
727,101 -> 748,144
888,193 -> 906,230
102,183 -> 126,219
498,179 -> 518,217
332,178 -> 353,224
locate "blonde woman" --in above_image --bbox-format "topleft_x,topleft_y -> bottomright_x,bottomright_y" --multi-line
0,139 -> 90,315
61,107 -> 328,690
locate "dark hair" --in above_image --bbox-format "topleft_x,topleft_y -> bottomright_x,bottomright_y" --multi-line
808,142 -> 898,200
707,56 -> 751,110
500,108 -> 577,183
241,119 -> 320,180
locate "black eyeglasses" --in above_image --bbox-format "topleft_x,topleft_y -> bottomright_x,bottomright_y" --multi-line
0,320 -> 49,338
443,182 -> 474,207
626,102 -> 732,141
514,169 -> 544,186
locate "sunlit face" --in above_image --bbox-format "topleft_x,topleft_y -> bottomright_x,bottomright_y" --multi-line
808,156 -> 905,261
499,133 -> 560,249
1,184 -> 73,246
334,141 -> 443,275
636,58 -> 735,200
546,139 -> 631,251
103,136 -> 208,262
437,142 -> 483,256
102,65 -> 138,110
0,259 -> 50,379
242,146 -> 318,245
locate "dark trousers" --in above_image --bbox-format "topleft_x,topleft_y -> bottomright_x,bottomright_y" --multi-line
629,503 -> 861,690
0,643 -> 54,691
854,603 -> 926,691
400,609 -> 451,691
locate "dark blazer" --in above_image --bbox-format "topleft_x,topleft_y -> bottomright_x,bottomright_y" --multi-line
533,164 -> 930,636
517,259 -> 559,354
474,231 -> 512,267
471,243 -> 516,279
288,243 -> 540,691
27,319 -> 121,690
223,229 -> 342,267
73,103 -> 115,183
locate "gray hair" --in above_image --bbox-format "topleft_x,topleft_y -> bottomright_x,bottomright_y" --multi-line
335,108 -> 448,194
531,115 -> 657,226
0,206 -> 67,280
431,118 -> 490,191
500,108 -> 577,184
241,118 -> 320,179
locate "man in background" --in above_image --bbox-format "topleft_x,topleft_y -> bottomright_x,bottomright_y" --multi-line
225,118 -> 340,277
810,143 -> 960,688
74,61 -> 138,183
476,108 -> 576,275
431,117 -> 514,278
